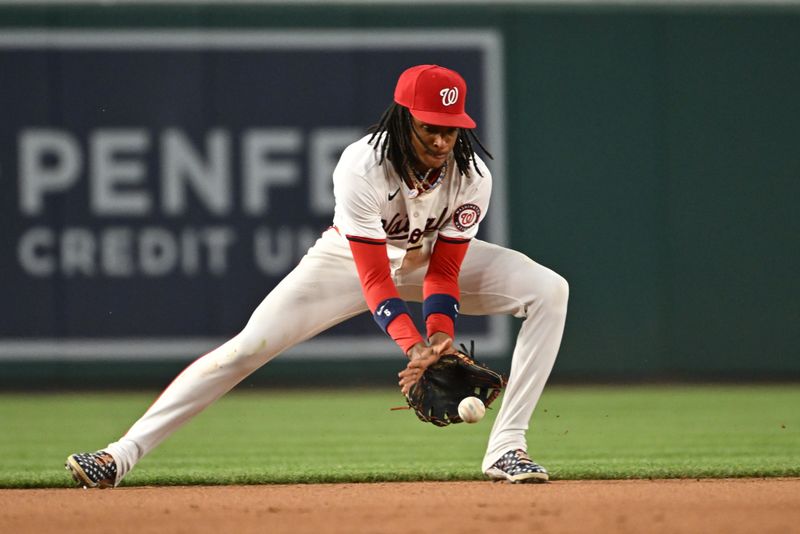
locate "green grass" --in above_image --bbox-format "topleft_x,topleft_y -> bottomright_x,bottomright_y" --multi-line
0,385 -> 798,487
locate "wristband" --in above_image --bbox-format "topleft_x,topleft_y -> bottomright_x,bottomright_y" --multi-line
423,293 -> 459,323
373,297 -> 412,333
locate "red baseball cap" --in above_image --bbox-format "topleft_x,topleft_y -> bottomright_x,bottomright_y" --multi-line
394,64 -> 476,129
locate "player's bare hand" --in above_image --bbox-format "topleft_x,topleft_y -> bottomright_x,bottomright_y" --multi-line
407,333 -> 453,371
399,342 -> 435,396
398,337 -> 453,396
399,365 -> 428,397
427,332 -> 454,357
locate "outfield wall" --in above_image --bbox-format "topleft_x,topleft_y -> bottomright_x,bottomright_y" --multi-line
0,2 -> 798,386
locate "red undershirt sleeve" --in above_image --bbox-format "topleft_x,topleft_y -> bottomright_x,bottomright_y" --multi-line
347,236 -> 423,354
423,236 -> 471,339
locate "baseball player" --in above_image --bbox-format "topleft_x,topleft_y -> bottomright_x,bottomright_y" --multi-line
66,64 -> 569,487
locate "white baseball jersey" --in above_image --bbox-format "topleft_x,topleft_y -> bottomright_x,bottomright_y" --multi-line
332,134 -> 491,272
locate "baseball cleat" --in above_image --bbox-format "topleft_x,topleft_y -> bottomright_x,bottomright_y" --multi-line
485,449 -> 549,483
65,451 -> 118,488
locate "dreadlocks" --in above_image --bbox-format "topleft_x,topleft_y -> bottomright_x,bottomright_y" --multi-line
367,103 -> 493,181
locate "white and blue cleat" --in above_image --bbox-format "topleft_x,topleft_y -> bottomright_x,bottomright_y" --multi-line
485,449 -> 549,483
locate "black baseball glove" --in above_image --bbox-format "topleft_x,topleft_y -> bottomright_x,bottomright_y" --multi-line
405,346 -> 505,427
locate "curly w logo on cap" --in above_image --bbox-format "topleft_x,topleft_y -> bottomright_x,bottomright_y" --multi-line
440,87 -> 459,107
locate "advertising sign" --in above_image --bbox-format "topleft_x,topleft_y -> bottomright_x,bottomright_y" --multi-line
0,30 -> 507,360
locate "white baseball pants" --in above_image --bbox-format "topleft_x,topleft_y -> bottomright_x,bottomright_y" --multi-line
104,229 -> 568,483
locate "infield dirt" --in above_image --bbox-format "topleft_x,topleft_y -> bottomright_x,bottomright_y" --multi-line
2,478 -> 799,533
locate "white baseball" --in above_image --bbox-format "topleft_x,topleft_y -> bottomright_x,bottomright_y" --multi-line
458,396 -> 485,424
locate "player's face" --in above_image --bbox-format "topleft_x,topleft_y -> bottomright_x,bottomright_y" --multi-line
409,116 -> 458,172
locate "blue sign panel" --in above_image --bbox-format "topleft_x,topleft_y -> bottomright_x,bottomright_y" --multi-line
0,30 -> 507,360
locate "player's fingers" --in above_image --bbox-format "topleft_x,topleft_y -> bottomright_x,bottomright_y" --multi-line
406,359 -> 426,370
398,376 -> 419,396
399,361 -> 418,374
431,337 -> 453,356
406,355 -> 439,376
408,354 -> 438,369
399,374 -> 412,385
398,367 -> 421,382
399,367 -> 422,380
400,371 -> 421,387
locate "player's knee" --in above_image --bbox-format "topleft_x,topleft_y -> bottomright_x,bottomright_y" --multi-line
546,273 -> 569,315
521,268 -> 568,317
